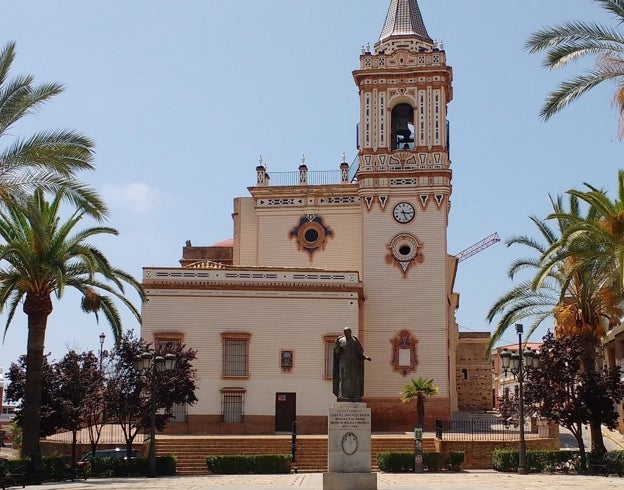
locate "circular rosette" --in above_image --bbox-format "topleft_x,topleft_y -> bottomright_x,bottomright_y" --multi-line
289,215 -> 333,257
387,233 -> 424,275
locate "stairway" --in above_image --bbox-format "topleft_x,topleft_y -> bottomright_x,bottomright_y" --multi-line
155,434 -> 436,475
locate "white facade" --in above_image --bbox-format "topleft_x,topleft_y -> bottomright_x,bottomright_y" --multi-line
141,0 -> 461,434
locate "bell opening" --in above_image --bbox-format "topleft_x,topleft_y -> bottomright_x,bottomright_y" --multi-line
391,103 -> 415,150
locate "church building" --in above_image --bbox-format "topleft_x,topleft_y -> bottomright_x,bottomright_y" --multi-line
141,0 -> 488,434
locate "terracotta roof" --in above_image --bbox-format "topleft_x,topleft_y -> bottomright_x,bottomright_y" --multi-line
212,238 -> 233,247
378,0 -> 431,43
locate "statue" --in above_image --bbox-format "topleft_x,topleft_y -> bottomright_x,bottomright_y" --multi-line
333,327 -> 371,402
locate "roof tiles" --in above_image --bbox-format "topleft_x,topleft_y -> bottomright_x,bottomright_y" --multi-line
378,0 -> 431,43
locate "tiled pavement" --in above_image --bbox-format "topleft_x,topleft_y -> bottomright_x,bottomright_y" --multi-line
35,471 -> 622,490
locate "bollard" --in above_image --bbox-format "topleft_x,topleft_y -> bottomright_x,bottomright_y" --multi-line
291,419 -> 297,473
414,426 -> 423,473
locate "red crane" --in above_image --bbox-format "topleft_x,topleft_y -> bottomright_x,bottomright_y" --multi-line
455,232 -> 500,263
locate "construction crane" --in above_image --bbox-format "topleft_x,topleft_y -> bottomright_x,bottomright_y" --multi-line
455,232 -> 500,263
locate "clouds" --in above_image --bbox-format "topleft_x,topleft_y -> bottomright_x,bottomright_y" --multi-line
101,182 -> 164,214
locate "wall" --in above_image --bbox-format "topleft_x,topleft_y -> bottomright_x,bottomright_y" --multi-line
436,420 -> 559,469
604,324 -> 624,435
456,333 -> 492,412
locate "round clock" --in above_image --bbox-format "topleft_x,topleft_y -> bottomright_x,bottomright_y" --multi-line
392,201 -> 415,223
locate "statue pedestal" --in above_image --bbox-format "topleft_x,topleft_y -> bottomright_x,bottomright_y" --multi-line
323,402 -> 377,490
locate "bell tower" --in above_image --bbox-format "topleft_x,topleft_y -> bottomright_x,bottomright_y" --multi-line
354,0 -> 457,427
354,0 -> 452,173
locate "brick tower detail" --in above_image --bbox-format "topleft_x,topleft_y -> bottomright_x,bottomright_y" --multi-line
353,0 -> 456,425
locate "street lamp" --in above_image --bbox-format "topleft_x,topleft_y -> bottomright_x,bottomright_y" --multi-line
99,332 -> 106,370
134,351 -> 177,478
499,324 -> 540,475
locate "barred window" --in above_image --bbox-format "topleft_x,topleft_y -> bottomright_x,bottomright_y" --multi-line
221,389 -> 245,423
154,334 -> 182,352
324,335 -> 338,379
154,333 -> 186,422
222,333 -> 250,378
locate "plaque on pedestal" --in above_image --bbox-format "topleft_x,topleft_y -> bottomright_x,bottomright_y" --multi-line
324,402 -> 377,490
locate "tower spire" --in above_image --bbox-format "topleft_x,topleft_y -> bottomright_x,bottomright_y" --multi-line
376,0 -> 432,53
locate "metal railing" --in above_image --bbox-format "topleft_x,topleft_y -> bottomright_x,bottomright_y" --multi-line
435,418 -> 540,441
42,424 -> 148,444
267,170 -> 343,186
260,155 -> 359,187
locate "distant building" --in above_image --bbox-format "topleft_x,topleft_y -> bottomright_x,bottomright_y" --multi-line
604,323 -> 624,435
141,0 -> 490,434
0,367 -> 15,445
492,342 -> 542,409
456,333 -> 493,412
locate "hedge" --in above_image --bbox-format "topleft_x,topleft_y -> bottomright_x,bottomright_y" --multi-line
205,454 -> 292,474
493,449 -> 624,475
376,451 -> 464,472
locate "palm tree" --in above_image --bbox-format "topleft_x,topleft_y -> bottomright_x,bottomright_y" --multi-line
399,377 -> 439,429
0,41 -> 106,217
525,0 -> 624,135
488,194 -> 622,453
487,194 -> 621,350
0,189 -> 145,463
551,170 -> 624,295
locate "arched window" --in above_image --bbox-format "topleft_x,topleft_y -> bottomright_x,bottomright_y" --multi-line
461,368 -> 468,380
391,103 -> 414,150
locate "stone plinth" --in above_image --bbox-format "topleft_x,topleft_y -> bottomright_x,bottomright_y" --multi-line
323,472 -> 377,490
324,402 -> 376,490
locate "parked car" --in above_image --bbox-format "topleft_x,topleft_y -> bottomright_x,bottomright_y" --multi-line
79,448 -> 141,462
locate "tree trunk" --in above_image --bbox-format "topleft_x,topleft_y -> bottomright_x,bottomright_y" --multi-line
21,293 -> 52,471
416,395 -> 424,429
589,417 -> 607,454
580,340 -> 607,455
574,429 -> 587,474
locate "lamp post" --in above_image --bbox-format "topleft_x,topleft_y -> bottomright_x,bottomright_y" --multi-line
499,324 -> 539,475
99,332 -> 106,370
134,351 -> 177,478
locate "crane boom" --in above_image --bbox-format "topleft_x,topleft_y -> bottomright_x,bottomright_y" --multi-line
456,232 -> 500,263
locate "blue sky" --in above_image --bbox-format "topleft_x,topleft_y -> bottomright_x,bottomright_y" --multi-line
1,0 -> 623,374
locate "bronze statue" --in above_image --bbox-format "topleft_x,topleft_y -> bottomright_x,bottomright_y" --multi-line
333,327 -> 371,401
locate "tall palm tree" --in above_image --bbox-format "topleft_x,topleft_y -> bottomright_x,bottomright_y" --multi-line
525,0 -> 624,134
550,170 -> 624,295
488,194 -> 622,453
399,377 -> 439,429
0,189 -> 144,463
487,194 -> 621,349
0,41 -> 106,217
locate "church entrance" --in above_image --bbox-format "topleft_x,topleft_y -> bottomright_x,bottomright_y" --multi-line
275,392 -> 296,433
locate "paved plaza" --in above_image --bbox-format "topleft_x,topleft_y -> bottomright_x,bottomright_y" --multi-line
33,471 -> 623,490
4,427 -> 623,489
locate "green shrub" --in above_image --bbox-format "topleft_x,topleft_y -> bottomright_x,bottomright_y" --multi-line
492,449 -> 518,472
422,452 -> 445,472
0,458 -> 30,484
252,455 -> 291,474
377,452 -> 413,472
493,449 -> 583,474
206,455 -> 254,474
41,456 -> 66,481
88,456 -> 147,477
376,451 -> 463,472
205,454 -> 291,475
588,450 -> 624,476
447,451 -> 465,471
155,455 -> 177,476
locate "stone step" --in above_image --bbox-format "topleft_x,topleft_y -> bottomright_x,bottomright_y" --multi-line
155,436 -> 437,475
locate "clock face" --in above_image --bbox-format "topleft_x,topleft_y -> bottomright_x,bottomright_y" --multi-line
393,202 -> 415,223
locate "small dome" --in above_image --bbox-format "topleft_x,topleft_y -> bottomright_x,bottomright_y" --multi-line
212,238 -> 233,247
